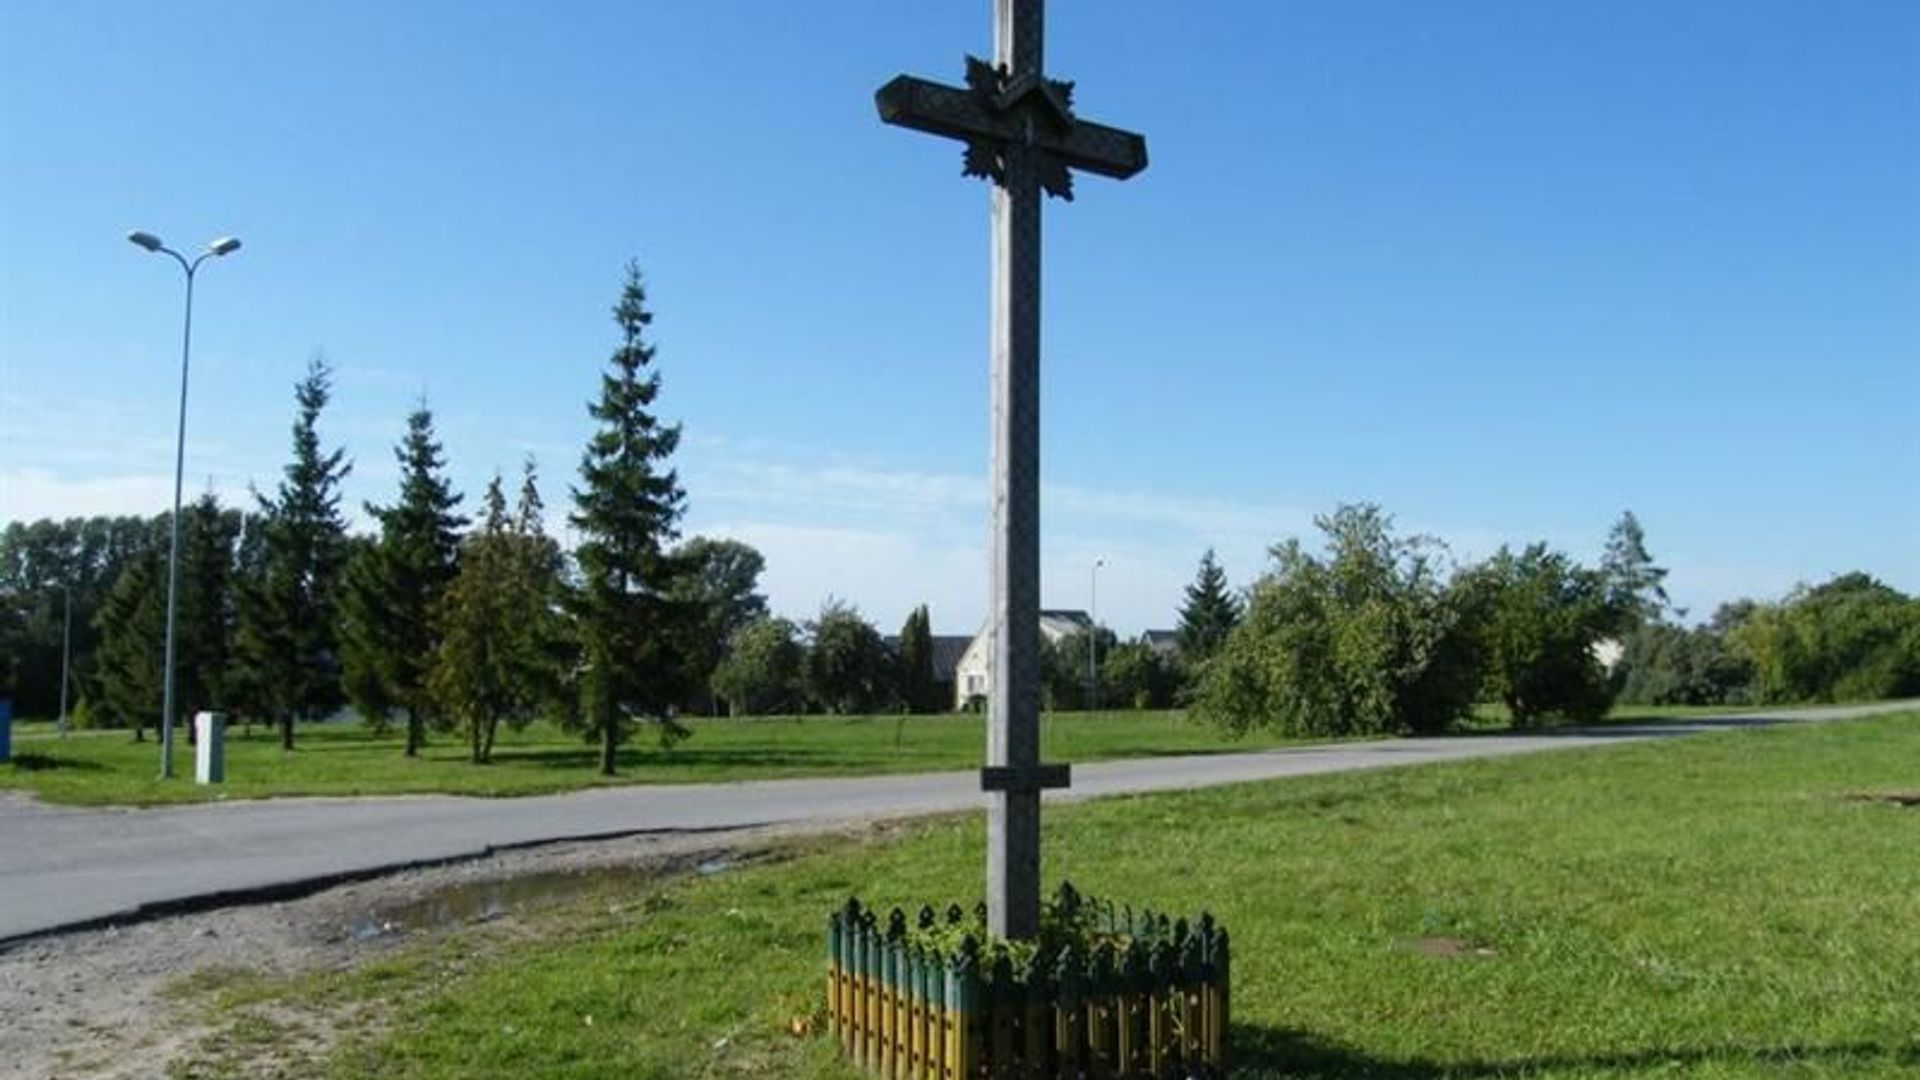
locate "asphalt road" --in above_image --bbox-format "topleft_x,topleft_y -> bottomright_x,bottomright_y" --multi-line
2,702 -> 1910,945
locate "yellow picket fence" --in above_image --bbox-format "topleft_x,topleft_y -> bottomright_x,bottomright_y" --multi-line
827,893 -> 1229,1078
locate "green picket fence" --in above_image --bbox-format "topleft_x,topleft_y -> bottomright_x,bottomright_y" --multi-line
827,888 -> 1229,1078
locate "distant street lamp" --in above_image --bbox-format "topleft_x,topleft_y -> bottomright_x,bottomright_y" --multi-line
1088,558 -> 1105,711
128,230 -> 242,779
57,584 -> 72,735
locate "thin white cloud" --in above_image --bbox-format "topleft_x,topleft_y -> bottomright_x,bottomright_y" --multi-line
681,453 -> 1319,634
0,468 -> 251,523
694,520 -> 983,633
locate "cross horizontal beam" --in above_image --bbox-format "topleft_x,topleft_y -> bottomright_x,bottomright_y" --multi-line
980,764 -> 1072,793
875,74 -> 1148,180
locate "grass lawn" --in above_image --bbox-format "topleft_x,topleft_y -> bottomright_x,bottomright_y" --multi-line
1,710 -> 1323,807
3,704 -> 1861,808
175,711 -> 1920,1079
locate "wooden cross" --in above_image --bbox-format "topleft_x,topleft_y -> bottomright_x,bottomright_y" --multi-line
876,0 -> 1147,941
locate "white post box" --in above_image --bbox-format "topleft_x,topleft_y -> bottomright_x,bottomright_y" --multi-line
194,711 -> 225,784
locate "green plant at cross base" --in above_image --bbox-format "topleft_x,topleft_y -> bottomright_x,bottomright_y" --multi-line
854,881 -> 1224,983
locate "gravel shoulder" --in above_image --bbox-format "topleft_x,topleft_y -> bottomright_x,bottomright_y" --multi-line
0,820 -> 872,1080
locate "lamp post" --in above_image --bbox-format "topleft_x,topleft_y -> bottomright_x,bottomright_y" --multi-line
1088,558 -> 1105,711
128,230 -> 241,779
57,584 -> 72,735
56,584 -> 73,735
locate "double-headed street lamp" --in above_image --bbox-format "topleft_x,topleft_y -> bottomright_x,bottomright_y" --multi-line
128,230 -> 242,779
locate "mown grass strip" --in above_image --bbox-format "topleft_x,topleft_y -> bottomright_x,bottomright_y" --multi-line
174,712 -> 1920,1079
2,704 -> 1781,808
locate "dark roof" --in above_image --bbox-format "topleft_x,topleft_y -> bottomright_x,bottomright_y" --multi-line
881,633 -> 976,682
929,635 -> 971,681
1141,629 -> 1180,656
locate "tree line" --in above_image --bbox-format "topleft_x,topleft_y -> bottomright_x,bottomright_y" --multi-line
5,263 -> 1912,753
1179,505 -> 1920,737
0,261 -> 1026,771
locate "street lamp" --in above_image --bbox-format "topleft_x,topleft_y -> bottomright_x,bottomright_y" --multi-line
1088,558 -> 1105,711
128,230 -> 242,779
57,584 -> 72,736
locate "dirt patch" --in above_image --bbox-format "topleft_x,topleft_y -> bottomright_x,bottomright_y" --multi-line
0,820 -> 876,1080
1845,791 -> 1920,807
1405,935 -> 1498,959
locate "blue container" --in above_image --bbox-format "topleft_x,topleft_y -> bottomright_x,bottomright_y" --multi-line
0,697 -> 11,763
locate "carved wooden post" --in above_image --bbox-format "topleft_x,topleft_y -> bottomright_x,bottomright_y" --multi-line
876,0 -> 1147,940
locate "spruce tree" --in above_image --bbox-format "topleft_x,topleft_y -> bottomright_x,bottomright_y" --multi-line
1177,549 -> 1242,660
339,403 -> 466,755
176,494 -> 241,725
233,356 -> 352,749
897,604 -> 936,713
223,510 -> 272,735
92,550 -> 166,738
1600,511 -> 1669,633
568,262 -> 693,775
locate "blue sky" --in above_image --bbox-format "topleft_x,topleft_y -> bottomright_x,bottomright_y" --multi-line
3,1 -> 1916,635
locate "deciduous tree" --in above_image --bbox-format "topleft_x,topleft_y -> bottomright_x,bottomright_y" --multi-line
710,616 -> 806,716
1615,619 -> 1753,706
1194,505 -> 1478,737
805,600 -> 894,714
1733,574 -> 1920,703
670,536 -> 768,713
1102,640 -> 1177,709
428,467 -> 569,763
1455,543 -> 1616,724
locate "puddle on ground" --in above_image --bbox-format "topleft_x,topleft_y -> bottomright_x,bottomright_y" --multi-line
344,854 -> 742,942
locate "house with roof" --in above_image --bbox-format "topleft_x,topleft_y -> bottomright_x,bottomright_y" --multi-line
1139,629 -> 1180,658
881,631 -> 975,710
951,609 -> 1093,711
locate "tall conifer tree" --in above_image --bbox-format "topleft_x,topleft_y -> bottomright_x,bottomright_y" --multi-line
177,493 -> 241,725
93,548 -> 166,738
897,604 -> 936,713
339,403 -> 466,755
568,263 -> 693,775
233,356 -> 352,749
1600,510 -> 1669,632
1177,549 -> 1242,660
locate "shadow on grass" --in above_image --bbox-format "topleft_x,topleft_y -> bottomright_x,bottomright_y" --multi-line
1447,716 -> 1784,741
1233,1024 -> 1919,1078
7,752 -> 105,773
491,746 -> 884,773
1050,745 -> 1247,761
